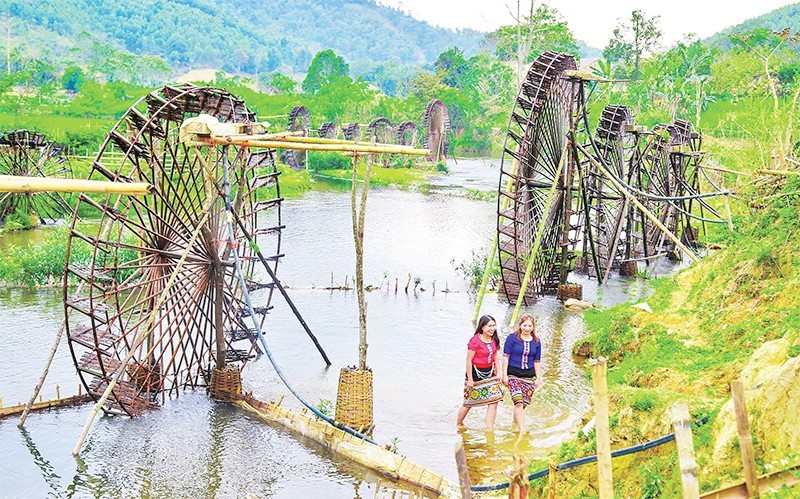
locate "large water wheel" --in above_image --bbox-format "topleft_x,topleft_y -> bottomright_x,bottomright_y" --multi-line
496,51 -> 578,305
366,117 -> 394,166
281,105 -> 310,170
422,99 -> 451,162
0,129 -> 73,224
63,84 -> 283,416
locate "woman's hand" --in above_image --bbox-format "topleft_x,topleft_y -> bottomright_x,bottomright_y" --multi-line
466,379 -> 475,389
502,375 -> 509,386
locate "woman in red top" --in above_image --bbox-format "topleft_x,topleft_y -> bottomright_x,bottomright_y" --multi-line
456,315 -> 503,429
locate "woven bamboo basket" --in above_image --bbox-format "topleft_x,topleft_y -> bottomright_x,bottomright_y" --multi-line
336,366 -> 373,433
209,366 -> 242,402
619,260 -> 638,276
557,283 -> 583,301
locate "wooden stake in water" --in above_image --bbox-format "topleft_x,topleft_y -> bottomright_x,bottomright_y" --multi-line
454,440 -> 473,499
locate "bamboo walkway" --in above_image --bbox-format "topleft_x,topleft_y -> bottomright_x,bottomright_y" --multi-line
0,394 -> 91,419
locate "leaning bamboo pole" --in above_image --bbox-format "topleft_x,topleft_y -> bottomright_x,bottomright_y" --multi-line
575,143 -> 701,263
72,191 -> 216,455
0,176 -> 152,195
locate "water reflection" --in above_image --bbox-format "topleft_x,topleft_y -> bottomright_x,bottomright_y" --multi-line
0,158 -> 663,497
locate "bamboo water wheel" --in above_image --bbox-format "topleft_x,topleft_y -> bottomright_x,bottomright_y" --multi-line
366,117 -> 394,166
395,121 -> 418,147
422,99 -> 451,162
281,105 -> 310,170
0,129 -> 73,224
495,51 -> 730,305
497,51 -> 578,305
63,84 -> 283,416
342,122 -> 361,141
317,121 -> 338,139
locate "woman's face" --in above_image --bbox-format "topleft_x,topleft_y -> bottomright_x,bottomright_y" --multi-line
520,319 -> 534,335
481,320 -> 496,336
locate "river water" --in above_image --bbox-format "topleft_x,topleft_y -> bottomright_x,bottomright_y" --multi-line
0,158 -> 669,498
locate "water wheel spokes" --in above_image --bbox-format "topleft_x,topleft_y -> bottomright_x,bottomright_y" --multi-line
0,129 -> 73,224
422,99 -> 451,162
366,117 -> 394,166
584,105 -> 635,278
281,105 -> 310,170
63,84 -> 283,417
496,51 -> 579,305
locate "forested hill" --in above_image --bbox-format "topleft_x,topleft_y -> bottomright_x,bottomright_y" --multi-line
705,2 -> 800,48
5,0 -> 483,74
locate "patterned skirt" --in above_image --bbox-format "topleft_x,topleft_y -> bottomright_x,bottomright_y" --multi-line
463,377 -> 503,407
508,376 -> 536,407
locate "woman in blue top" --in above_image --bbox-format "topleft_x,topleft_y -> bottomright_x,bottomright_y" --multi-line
502,313 -> 542,432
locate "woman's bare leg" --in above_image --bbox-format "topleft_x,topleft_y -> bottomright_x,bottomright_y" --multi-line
457,405 -> 471,425
485,402 -> 498,429
513,403 -> 525,432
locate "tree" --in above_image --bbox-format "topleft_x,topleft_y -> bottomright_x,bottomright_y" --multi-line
604,10 -> 662,77
62,66 -> 86,92
265,72 -> 296,94
302,49 -> 349,94
487,4 -> 579,64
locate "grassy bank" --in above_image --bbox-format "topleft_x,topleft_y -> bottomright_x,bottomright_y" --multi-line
534,170 -> 800,496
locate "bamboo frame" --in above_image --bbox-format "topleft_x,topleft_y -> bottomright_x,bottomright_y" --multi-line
188,137 -> 429,156
0,175 -> 152,195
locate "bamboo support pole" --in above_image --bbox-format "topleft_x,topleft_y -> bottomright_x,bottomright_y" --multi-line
18,322 -> 66,427
454,440 -> 473,499
590,357 -> 613,499
189,137 -> 429,156
575,143 -> 701,263
699,164 -> 752,176
0,175 -> 152,195
671,402 -> 700,499
731,380 -> 759,498
755,168 -> 800,176
510,143 -> 568,325
508,454 -> 530,498
72,195 -> 216,456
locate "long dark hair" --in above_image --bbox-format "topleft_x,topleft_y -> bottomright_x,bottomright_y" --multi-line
475,315 -> 500,348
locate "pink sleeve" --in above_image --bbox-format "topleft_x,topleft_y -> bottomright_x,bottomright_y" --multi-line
467,335 -> 480,352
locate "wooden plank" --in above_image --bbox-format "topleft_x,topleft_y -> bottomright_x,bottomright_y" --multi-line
590,357 -> 613,498
731,380 -> 759,497
700,464 -> 800,498
454,440 -> 473,499
672,402 -> 700,499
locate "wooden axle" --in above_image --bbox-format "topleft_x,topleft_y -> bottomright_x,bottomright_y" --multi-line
0,176 -> 153,196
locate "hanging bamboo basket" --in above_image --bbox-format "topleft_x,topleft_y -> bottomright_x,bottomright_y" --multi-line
336,366 -> 373,433
209,366 -> 242,402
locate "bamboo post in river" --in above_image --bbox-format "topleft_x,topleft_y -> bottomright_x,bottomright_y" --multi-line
18,322 -> 66,427
454,440 -> 473,499
731,380 -> 759,498
590,357 -> 613,498
508,454 -> 530,498
671,402 -> 699,499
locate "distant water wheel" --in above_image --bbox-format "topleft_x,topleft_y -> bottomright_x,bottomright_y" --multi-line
395,121 -> 418,147
496,51 -> 578,305
63,84 -> 283,416
318,122 -> 338,139
281,105 -> 310,170
0,129 -> 73,224
422,99 -> 451,162
366,117 -> 394,166
581,105 -> 635,278
342,122 -> 361,141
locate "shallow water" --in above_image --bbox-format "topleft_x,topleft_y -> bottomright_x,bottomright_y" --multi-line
0,158 -> 675,497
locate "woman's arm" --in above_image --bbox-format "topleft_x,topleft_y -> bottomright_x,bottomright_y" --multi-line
494,348 -> 503,380
502,354 -> 510,385
533,360 -> 542,387
465,350 -> 476,388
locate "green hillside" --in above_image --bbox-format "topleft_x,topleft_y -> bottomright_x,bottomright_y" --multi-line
705,2 -> 800,49
2,0 -> 483,74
